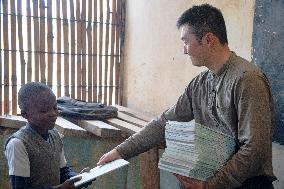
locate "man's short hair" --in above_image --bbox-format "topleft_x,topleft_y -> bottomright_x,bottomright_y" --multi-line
177,4 -> 228,44
18,82 -> 54,111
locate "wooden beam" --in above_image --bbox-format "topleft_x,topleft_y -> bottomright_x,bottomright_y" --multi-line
70,0 -> 76,98
103,0 -> 110,104
47,0 -> 53,88
0,115 -> 26,129
77,120 -> 121,138
11,0 -> 17,115
0,115 -> 90,137
56,0 -> 62,97
62,0 -> 69,96
3,0 -> 9,114
39,0 -> 46,84
33,0 -> 39,81
87,0 -> 93,102
115,105 -> 153,122
76,0 -> 82,99
92,0 -> 98,102
106,118 -> 141,134
117,112 -> 147,128
81,0 -> 87,101
26,0 -> 32,82
98,0 -> 104,102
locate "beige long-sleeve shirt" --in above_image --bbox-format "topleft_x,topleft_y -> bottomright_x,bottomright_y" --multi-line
116,52 -> 276,189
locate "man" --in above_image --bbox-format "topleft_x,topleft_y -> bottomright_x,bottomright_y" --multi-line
98,4 -> 276,189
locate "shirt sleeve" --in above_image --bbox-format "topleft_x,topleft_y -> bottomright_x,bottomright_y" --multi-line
116,84 -> 194,159
9,175 -> 52,189
206,73 -> 275,189
60,148 -> 68,168
5,138 -> 30,177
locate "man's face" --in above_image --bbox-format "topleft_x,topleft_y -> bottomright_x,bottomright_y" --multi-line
180,25 -> 209,67
24,91 -> 58,132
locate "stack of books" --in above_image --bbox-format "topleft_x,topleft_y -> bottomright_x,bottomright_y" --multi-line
158,120 -> 235,181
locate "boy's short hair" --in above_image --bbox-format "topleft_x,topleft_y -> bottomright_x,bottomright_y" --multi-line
177,4 -> 228,44
18,82 -> 54,111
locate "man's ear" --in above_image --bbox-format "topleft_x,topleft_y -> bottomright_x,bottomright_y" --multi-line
21,110 -> 28,119
204,32 -> 216,45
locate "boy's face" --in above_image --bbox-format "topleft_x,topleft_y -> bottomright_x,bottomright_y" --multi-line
24,91 -> 59,132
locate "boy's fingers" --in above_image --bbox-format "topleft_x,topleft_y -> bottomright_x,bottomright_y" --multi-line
69,175 -> 82,183
80,167 -> 90,173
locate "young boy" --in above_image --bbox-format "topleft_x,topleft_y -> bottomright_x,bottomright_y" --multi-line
5,82 -> 83,189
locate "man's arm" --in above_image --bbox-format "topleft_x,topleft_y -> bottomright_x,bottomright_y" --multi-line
115,84 -> 194,159
206,73 -> 275,189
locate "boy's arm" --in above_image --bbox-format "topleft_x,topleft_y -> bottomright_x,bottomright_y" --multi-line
60,166 -> 77,183
9,175 -> 53,189
59,148 -> 77,183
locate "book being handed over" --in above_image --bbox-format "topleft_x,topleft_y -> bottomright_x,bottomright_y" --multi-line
70,159 -> 129,188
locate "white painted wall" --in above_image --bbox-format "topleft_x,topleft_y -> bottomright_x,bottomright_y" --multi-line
122,0 -> 255,116
122,0 -> 283,188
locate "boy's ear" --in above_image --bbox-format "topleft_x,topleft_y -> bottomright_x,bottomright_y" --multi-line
21,110 -> 28,119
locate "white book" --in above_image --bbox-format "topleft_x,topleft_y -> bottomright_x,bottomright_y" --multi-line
71,159 -> 129,188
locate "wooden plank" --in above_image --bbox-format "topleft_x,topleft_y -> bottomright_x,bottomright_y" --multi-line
56,0 -> 62,97
139,147 -> 160,189
92,0 -> 98,102
55,117 -> 88,137
39,0 -> 46,84
26,0 -> 32,82
117,111 -> 147,128
87,0 -> 93,102
2,0 -> 9,114
0,115 -> 90,137
11,0 -> 17,115
114,0 -> 121,105
17,0 -> 26,85
70,0 -> 76,98
0,115 -> 26,129
0,0 -> 2,115
47,0 -> 53,88
33,0 -> 39,81
76,0 -> 82,99
106,118 -> 141,134
109,0 -> 116,105
81,0 -> 87,101
77,119 -> 121,138
98,0 -> 104,102
118,0 -> 126,105
62,0 -> 69,96
103,0 -> 110,104
115,105 -> 152,122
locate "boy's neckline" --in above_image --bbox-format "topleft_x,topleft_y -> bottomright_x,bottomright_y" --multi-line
28,123 -> 49,141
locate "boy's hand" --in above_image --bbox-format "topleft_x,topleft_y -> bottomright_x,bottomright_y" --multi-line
97,149 -> 122,166
174,174 -> 205,189
80,167 -> 90,174
77,167 -> 93,188
53,175 -> 82,189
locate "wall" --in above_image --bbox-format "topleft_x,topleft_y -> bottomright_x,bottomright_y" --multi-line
252,1 -> 284,188
122,0 -> 255,116
122,1 -> 283,189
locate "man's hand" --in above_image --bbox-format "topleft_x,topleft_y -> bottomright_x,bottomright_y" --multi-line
174,174 -> 205,189
97,149 -> 122,166
53,176 -> 82,189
